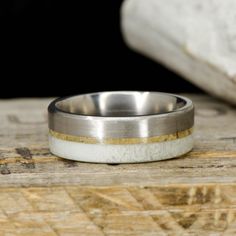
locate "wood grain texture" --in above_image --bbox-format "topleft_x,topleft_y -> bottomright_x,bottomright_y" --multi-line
0,95 -> 236,235
1,185 -> 236,235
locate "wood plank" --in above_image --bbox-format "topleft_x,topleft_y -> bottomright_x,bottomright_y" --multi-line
0,95 -> 236,186
0,95 -> 236,234
0,184 -> 236,235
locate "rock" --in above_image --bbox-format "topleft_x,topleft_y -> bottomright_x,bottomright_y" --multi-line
121,0 -> 236,104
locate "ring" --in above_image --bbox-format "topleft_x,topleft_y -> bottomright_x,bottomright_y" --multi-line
48,91 -> 194,163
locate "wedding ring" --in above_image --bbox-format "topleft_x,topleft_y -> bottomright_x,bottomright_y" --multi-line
48,91 -> 194,163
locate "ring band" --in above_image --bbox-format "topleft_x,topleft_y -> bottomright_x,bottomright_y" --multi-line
48,91 -> 194,163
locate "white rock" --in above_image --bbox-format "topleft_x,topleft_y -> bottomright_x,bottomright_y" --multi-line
121,0 -> 236,104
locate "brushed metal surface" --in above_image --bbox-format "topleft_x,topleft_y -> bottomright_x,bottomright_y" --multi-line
48,91 -> 194,139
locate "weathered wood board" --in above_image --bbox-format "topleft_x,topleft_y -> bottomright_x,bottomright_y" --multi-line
0,95 -> 236,235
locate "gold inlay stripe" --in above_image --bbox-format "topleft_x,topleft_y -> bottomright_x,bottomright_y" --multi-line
49,127 -> 193,145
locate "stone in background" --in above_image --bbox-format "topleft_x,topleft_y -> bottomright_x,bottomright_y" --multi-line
122,0 -> 236,104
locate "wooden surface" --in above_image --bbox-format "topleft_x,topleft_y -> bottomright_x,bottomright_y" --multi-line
0,95 -> 236,235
